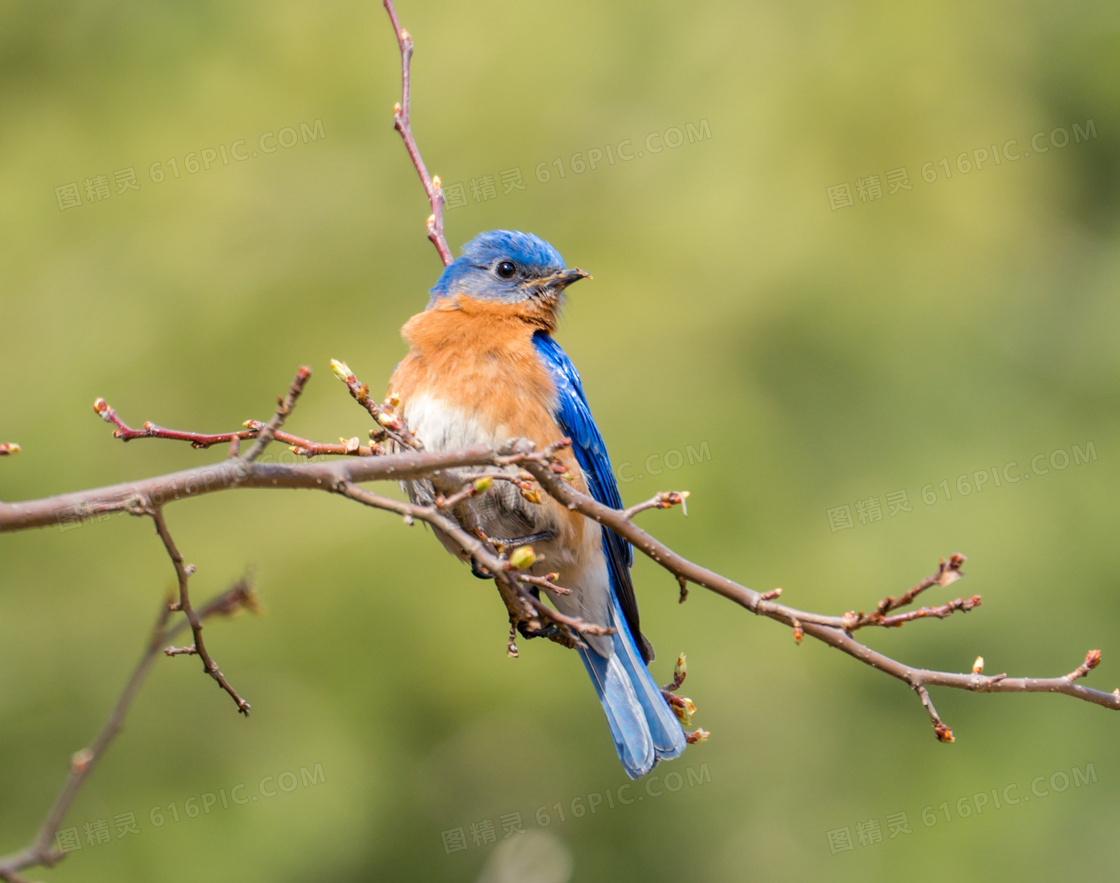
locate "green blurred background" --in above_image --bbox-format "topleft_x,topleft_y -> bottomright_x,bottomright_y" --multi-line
2,1 -> 1119,880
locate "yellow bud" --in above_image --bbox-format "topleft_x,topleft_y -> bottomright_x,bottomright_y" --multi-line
473,476 -> 493,493
519,486 -> 542,504
509,546 -> 536,570
972,656 -> 984,674
670,696 -> 697,726
330,359 -> 353,381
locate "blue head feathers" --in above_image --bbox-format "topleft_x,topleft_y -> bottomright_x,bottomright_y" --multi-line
428,230 -> 589,308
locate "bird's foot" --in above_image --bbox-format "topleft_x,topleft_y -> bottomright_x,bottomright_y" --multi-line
517,621 -> 561,641
492,530 -> 558,549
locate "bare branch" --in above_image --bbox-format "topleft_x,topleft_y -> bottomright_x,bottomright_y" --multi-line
4,361 -> 1118,773
515,455 -> 1120,730
0,579 -> 257,882
93,397 -> 257,448
330,360 -> 423,450
242,365 -> 312,461
382,0 -> 452,267
915,684 -> 955,743
148,507 -> 251,715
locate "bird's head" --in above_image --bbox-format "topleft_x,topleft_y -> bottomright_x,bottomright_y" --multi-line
427,230 -> 589,326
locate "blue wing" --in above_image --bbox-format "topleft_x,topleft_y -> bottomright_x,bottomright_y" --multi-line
531,331 -> 648,661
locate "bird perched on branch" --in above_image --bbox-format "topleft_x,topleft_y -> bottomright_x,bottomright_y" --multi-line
387,230 -> 687,778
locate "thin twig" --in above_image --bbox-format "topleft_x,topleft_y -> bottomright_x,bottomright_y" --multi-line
0,580 -> 256,882
383,0 -> 452,266
330,360 -> 423,450
915,685 -> 955,743
94,398 -> 257,448
149,507 -> 251,715
242,366 -> 312,461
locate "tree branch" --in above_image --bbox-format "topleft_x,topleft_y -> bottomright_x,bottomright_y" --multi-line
5,366 -> 1119,746
514,454 -> 1120,732
0,579 -> 257,883
382,0 -> 452,267
148,507 -> 251,715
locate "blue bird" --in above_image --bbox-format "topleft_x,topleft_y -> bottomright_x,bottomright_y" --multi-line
388,230 -> 687,778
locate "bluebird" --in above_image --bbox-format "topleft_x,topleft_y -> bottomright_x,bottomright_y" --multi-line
388,230 -> 687,778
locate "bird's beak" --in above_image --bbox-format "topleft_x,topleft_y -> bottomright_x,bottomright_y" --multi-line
542,268 -> 592,290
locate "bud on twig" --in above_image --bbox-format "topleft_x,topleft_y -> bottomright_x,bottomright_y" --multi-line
508,546 -> 536,570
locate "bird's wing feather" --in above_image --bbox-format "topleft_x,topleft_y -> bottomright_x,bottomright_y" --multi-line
531,332 -> 651,662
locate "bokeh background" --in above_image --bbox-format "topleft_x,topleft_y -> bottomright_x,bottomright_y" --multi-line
2,1 -> 1119,881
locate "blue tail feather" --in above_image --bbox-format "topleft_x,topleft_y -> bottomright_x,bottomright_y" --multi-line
578,598 -> 687,779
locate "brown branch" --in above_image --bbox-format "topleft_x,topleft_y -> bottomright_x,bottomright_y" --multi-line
92,367 -> 364,461
242,365 -> 312,461
1066,649 -> 1102,681
382,0 -> 452,267
516,454 -> 1120,736
149,507 -> 251,715
915,685 -> 955,743
332,479 -> 609,645
847,554 -> 967,628
4,364 -> 1119,761
621,490 -> 690,521
93,397 -> 257,448
0,442 -> 523,533
242,422 -> 381,458
0,579 -> 257,883
330,360 -> 423,451
871,594 -> 982,628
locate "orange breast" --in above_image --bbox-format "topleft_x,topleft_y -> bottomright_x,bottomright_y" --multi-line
388,293 -> 589,506
389,294 -> 598,568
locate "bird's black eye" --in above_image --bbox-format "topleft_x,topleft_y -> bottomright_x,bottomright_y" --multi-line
495,260 -> 517,279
